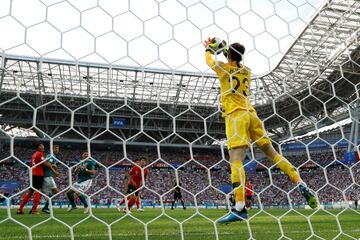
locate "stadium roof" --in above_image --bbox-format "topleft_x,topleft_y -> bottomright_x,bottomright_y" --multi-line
0,0 -> 359,109
253,0 -> 360,105
0,56 -> 220,107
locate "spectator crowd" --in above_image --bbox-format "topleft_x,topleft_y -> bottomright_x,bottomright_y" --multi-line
0,144 -> 359,208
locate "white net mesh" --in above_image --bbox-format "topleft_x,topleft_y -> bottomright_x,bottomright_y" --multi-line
0,0 -> 360,239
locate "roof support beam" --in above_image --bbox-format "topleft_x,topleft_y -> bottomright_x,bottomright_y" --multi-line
0,57 -> 6,93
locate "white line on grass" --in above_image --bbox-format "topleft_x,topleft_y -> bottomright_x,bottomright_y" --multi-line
0,232 -> 229,239
1,229 -> 360,240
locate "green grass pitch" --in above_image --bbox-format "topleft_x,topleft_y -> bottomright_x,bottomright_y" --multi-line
0,207 -> 359,239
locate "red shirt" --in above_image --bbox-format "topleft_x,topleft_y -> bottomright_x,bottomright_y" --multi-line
31,151 -> 45,176
245,183 -> 253,197
128,165 -> 149,188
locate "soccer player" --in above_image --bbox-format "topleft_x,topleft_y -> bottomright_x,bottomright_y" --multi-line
41,145 -> 60,214
171,183 -> 186,210
117,157 -> 149,213
245,181 -> 253,209
204,38 -> 318,223
66,151 -> 96,214
17,143 -> 58,215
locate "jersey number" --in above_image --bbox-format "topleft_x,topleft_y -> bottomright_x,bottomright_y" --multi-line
228,76 -> 249,96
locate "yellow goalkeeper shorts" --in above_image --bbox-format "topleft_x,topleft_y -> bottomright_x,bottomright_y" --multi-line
224,110 -> 270,149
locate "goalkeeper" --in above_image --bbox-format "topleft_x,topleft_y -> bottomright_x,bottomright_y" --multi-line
204,37 -> 318,224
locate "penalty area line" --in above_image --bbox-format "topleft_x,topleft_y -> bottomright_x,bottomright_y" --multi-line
1,229 -> 360,239
0,232 -> 235,239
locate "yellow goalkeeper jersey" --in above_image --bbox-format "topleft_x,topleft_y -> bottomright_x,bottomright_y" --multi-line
205,52 -> 255,114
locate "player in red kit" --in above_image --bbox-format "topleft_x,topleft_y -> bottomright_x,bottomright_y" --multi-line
245,181 -> 253,209
117,157 -> 149,214
17,143 -> 59,215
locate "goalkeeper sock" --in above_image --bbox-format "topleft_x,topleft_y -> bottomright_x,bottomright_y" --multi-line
235,201 -> 245,211
233,182 -> 245,211
67,192 -> 76,208
272,154 -> 301,183
231,160 -> 246,211
78,194 -> 88,208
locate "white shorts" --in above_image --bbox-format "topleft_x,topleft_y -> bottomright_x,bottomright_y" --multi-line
72,179 -> 92,193
42,177 -> 57,194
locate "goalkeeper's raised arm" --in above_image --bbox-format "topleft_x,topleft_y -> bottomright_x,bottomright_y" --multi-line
204,37 -> 226,75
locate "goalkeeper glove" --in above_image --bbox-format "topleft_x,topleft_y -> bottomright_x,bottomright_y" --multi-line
205,37 -> 227,55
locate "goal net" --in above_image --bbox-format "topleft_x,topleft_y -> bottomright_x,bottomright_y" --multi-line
0,0 -> 359,239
